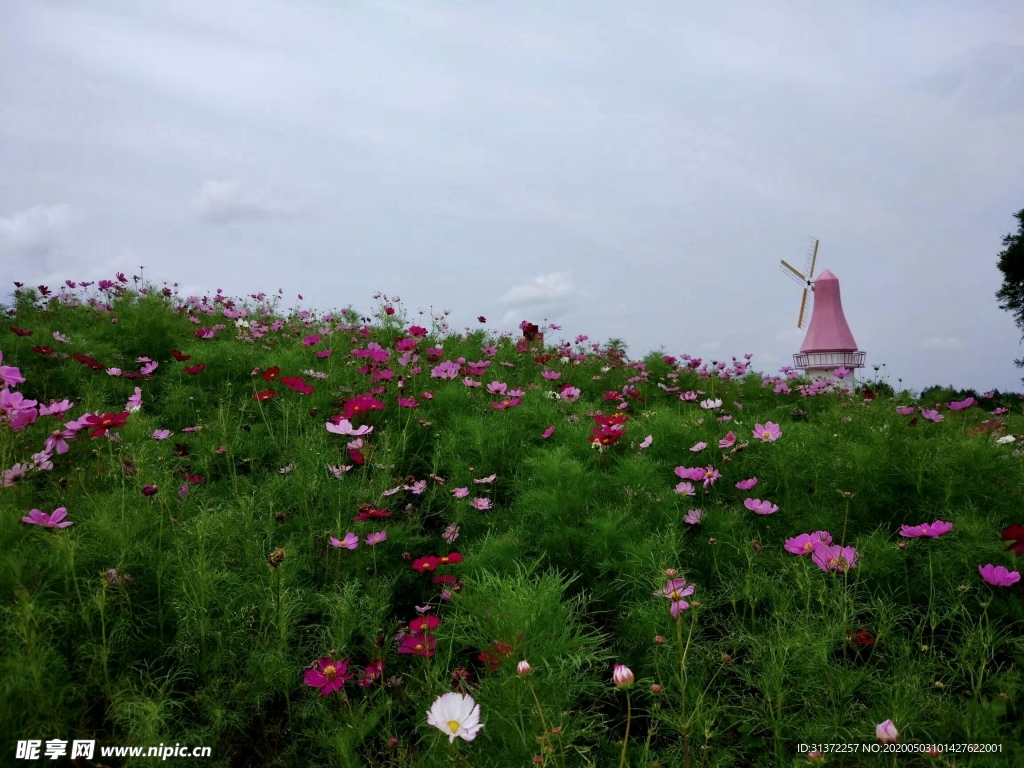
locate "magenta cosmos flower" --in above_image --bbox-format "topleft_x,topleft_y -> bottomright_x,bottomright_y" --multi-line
743,498 -> 778,515
304,656 -> 353,696
978,564 -> 1021,587
785,531 -> 833,555
812,544 -> 858,573
659,577 -> 696,618
330,532 -> 359,550
900,520 -> 953,539
22,507 -> 74,528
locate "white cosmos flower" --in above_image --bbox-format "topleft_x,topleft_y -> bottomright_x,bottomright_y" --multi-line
700,398 -> 722,410
427,692 -> 485,743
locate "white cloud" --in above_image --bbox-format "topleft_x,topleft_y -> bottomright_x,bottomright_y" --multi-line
496,272 -> 585,326
921,335 -> 967,350
192,179 -> 298,224
0,204 -> 73,262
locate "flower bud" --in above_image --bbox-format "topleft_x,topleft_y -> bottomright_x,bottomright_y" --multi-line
650,683 -> 662,693
664,568 -> 677,577
654,635 -> 665,645
612,664 -> 634,688
875,719 -> 898,744
517,660 -> 532,676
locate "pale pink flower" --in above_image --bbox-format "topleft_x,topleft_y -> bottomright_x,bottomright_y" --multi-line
365,531 -> 387,546
718,431 -> 736,448
152,429 -> 171,440
474,474 -> 496,484
735,477 -> 757,490
900,520 -> 953,539
690,441 -> 707,452
785,531 -> 832,555
453,487 -> 469,499
674,481 -> 696,496
684,509 -> 703,524
612,664 -> 634,688
753,422 -> 782,442
743,498 -> 778,515
330,532 -> 359,550
638,435 -> 653,450
443,523 -> 460,544
875,720 -> 898,744
22,506 -> 74,528
326,419 -> 373,436
470,497 -> 491,511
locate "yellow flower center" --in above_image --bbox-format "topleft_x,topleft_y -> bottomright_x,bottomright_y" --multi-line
803,542 -> 813,552
322,665 -> 337,681
447,720 -> 461,734
668,590 -> 681,600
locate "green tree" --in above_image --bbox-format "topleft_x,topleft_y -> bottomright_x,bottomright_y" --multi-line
994,208 -> 1024,368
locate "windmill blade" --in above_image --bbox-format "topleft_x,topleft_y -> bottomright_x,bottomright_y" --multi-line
804,239 -> 819,282
780,260 -> 809,286
798,287 -> 814,329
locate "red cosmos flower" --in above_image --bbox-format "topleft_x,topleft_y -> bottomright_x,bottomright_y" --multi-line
171,349 -> 191,362
281,376 -> 313,395
253,389 -> 278,401
603,390 -> 623,402
398,631 -> 435,657
10,326 -> 33,336
1001,524 -> 1024,558
589,425 -> 626,446
81,411 -> 130,438
408,325 -> 428,338
33,346 -> 55,355
593,413 -> 629,427
73,352 -> 105,370
409,615 -> 440,632
354,503 -> 391,521
477,316 -> 486,323
432,574 -> 462,590
183,363 -> 205,375
304,656 -> 353,696
384,306 -> 395,315
479,637 -> 523,673
436,552 -> 463,566
348,446 -> 366,465
412,555 -> 442,572
342,393 -> 385,420
183,473 -> 205,484
846,628 -> 877,646
38,285 -> 51,296
262,366 -> 280,382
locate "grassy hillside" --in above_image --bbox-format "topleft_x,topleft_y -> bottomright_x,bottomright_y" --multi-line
2,279 -> 1022,767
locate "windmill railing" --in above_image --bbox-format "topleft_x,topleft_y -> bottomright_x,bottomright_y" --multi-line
793,351 -> 866,369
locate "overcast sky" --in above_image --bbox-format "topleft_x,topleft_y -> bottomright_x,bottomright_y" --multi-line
2,1 -> 1023,395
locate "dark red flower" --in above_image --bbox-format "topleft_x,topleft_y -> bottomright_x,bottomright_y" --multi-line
281,376 -> 313,395
81,411 -> 130,438
1001,523 -> 1024,558
436,552 -> 463,566
262,366 -> 280,382
589,425 -> 626,446
845,628 -> 876,646
171,349 -> 191,361
342,393 -> 385,420
183,363 -> 205,375
254,389 -> 278,401
477,316 -> 486,323
9,326 -> 33,336
183,472 -> 205,484
412,555 -> 441,572
38,285 -> 51,297
33,345 -> 55,355
73,353 -> 105,370
142,485 -> 158,496
353,503 -> 391,522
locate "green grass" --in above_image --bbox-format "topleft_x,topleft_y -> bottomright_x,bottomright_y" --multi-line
1,281 -> 1022,767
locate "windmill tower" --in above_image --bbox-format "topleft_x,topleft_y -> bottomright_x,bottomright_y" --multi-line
780,240 -> 865,390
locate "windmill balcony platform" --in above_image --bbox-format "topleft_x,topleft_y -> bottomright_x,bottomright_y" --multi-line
793,351 -> 866,369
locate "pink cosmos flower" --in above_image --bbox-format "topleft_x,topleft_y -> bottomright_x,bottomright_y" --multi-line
700,466 -> 721,488
812,544 -> 858,573
753,422 -> 782,442
365,531 -> 387,546
978,564 -> 1021,587
474,474 -> 496,484
684,509 -> 703,524
443,523 -> 460,544
409,479 -> 427,495
152,429 -> 171,440
431,361 -> 460,380
896,406 -> 914,415
39,399 -> 74,417
639,434 -> 653,450
900,520 -> 953,539
44,428 -> 76,455
743,498 -> 778,515
785,531 -> 833,555
735,477 -> 758,490
470,498 -> 491,511
718,431 -> 736,448
398,631 -> 436,657
542,426 -> 555,439
700,398 -> 722,410
21,506 -> 74,528
330,532 -> 359,550
675,467 -> 705,482
327,464 -> 352,478
674,481 -> 696,496
542,369 -> 560,380
304,657 -> 353,696
920,409 -> 943,423
659,577 -> 696,618
559,386 -> 581,402
690,441 -> 707,452
326,419 -> 373,436
126,387 -> 143,411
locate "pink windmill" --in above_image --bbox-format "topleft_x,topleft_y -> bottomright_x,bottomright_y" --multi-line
780,239 -> 865,389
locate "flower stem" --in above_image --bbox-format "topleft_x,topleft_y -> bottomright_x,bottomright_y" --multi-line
618,690 -> 632,768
